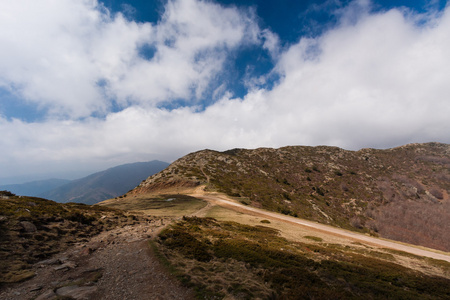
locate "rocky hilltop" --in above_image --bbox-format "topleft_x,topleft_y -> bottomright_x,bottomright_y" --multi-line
132,142 -> 450,251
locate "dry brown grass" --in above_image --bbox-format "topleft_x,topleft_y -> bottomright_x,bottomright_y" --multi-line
166,249 -> 274,299
155,216 -> 450,299
199,203 -> 450,279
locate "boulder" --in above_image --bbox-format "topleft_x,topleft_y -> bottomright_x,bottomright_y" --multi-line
20,221 -> 37,232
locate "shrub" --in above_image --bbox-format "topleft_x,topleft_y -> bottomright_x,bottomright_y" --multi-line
429,188 -> 443,200
350,216 -> 363,229
157,217 -> 450,299
159,226 -> 212,262
304,236 -> 323,242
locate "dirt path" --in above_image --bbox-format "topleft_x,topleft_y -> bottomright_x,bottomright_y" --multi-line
192,191 -> 450,263
0,220 -> 195,300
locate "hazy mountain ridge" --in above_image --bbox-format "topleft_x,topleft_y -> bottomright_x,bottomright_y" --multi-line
40,160 -> 169,205
132,142 -> 450,251
0,179 -> 71,197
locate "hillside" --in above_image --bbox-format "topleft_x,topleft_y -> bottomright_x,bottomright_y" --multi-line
40,160 -> 169,205
131,143 -> 450,251
0,191 -> 141,284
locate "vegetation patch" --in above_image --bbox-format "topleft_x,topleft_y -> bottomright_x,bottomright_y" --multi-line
304,235 -> 323,242
155,217 -> 450,299
100,194 -> 207,217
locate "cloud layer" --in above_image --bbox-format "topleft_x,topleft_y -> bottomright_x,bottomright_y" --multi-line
0,0 -> 259,118
1,0 -> 449,181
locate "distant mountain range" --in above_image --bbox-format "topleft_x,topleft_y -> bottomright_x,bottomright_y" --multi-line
0,178 -> 71,197
1,160 -> 169,205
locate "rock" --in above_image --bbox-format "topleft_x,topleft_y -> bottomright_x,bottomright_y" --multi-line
80,241 -> 102,255
38,258 -> 61,266
54,261 -> 77,271
35,289 -> 56,300
29,284 -> 43,292
80,247 -> 93,256
20,221 -> 37,232
56,285 -> 98,300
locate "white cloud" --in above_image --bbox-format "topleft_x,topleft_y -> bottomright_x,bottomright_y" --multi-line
0,0 -> 260,118
1,0 -> 450,181
261,29 -> 280,59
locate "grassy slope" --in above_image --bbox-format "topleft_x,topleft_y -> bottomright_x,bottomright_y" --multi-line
133,142 -> 450,251
156,216 -> 450,299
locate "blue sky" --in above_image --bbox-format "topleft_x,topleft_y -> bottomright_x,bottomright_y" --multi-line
0,0 -> 449,183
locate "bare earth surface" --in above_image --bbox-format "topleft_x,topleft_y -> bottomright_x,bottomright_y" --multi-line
0,218 -> 195,300
191,190 -> 450,263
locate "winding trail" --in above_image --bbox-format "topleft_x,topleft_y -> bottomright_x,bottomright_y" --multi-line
191,191 -> 450,263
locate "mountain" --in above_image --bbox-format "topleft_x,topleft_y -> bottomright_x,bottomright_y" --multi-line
131,143 -> 450,251
0,178 -> 70,197
40,160 -> 169,205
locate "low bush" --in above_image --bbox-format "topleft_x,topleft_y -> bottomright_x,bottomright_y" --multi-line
157,217 -> 450,299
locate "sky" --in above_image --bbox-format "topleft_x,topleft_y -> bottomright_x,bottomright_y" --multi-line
1,0 -> 449,183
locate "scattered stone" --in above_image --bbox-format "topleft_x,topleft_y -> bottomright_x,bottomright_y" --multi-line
50,280 -> 61,287
29,284 -> 43,292
56,285 -> 98,300
38,258 -> 61,266
87,241 -> 102,251
54,261 -> 77,271
80,247 -> 93,256
35,289 -> 56,300
0,219 -> 194,300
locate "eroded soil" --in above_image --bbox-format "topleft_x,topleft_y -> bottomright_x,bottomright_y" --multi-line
0,218 -> 195,300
